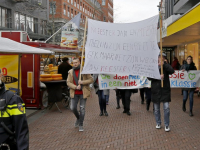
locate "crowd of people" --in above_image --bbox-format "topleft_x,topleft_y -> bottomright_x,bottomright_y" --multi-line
0,53 -> 198,149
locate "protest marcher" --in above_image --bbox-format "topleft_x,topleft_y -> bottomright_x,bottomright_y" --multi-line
119,89 -> 132,116
115,89 -> 121,109
145,88 -> 152,111
93,74 -> 109,116
171,57 -> 180,70
105,90 -> 110,105
67,58 -> 93,132
180,56 -> 197,116
139,88 -> 145,104
148,53 -> 174,132
0,72 -> 29,150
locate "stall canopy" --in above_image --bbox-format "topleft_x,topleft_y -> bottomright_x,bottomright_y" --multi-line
0,37 -> 53,54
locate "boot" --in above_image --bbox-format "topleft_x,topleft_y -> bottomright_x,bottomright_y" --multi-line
182,101 -> 186,112
146,103 -> 150,111
116,105 -> 120,109
189,110 -> 193,117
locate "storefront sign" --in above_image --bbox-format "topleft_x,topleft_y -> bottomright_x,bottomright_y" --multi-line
0,55 -> 21,94
98,71 -> 200,89
82,15 -> 161,79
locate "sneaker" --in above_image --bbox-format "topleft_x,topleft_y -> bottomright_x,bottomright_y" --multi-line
74,120 -> 79,128
79,126 -> 84,132
104,111 -> 108,116
156,124 -> 161,129
165,126 -> 170,132
99,112 -> 103,116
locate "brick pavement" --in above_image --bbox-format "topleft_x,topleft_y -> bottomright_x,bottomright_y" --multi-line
29,89 -> 200,150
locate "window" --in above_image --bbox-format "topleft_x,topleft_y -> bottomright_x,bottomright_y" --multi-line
20,14 -> 25,31
68,0 -> 69,2
103,16 -> 106,22
40,20 -> 47,35
63,4 -> 66,15
34,18 -> 38,33
26,16 -> 34,32
80,2 -> 82,10
68,7 -> 70,17
83,4 -> 84,12
75,11 -> 76,15
74,0 -> 76,7
102,0 -> 105,6
0,7 -> 12,28
77,0 -> 79,8
71,0 -> 73,5
71,9 -> 73,18
50,2 -> 56,14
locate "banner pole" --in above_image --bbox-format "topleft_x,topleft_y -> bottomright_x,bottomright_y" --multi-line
79,17 -> 88,81
160,0 -> 163,88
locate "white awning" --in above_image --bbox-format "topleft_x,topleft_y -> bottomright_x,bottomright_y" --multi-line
0,37 -> 53,54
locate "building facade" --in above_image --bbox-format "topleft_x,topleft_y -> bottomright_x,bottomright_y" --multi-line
0,0 -> 49,40
49,0 -> 113,43
161,0 -> 200,68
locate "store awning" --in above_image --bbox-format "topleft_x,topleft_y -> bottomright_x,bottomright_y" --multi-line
162,3 -> 200,47
0,37 -> 53,54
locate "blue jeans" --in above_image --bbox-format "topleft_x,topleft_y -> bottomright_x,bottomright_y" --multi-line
183,90 -> 194,111
154,102 -> 170,126
105,95 -> 109,103
97,90 -> 107,113
71,95 -> 86,126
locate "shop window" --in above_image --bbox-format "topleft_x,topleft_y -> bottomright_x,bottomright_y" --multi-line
26,16 -> 34,33
40,20 -> 47,35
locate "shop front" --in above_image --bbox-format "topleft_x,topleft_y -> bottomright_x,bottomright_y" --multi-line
176,42 -> 200,69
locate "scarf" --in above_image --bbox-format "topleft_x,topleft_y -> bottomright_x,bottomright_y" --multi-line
73,65 -> 82,89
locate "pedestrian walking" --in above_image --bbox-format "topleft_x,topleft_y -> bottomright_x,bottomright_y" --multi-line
67,58 -> 93,132
180,56 -> 197,116
148,53 -> 174,132
115,89 -> 121,109
139,88 -> 145,104
119,89 -> 132,116
93,74 -> 109,116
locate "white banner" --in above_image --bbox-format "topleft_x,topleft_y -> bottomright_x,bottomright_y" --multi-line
82,15 -> 161,79
99,71 -> 200,89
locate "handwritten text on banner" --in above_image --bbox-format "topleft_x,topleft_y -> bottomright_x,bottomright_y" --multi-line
82,15 -> 161,79
99,71 -> 200,89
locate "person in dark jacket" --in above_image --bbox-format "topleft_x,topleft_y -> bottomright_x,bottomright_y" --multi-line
180,56 -> 197,116
171,57 -> 180,70
148,53 -> 174,132
58,57 -> 72,81
0,74 -> 29,150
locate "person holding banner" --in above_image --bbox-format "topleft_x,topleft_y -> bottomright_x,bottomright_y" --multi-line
93,74 -> 109,116
180,56 -> 197,117
67,58 -> 93,132
148,53 -> 174,132
118,89 -> 132,116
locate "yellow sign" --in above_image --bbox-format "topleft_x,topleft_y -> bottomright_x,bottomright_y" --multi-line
27,72 -> 33,88
0,55 -> 21,95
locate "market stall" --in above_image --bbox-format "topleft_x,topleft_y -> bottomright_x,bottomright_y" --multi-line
0,37 -> 53,108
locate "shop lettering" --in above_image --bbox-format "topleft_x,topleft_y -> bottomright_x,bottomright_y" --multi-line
0,67 -> 7,76
169,72 -> 184,79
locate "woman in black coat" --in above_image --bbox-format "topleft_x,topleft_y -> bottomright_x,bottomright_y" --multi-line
180,56 -> 197,116
148,53 -> 174,132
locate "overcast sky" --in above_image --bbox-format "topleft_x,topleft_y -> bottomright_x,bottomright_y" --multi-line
114,0 -> 161,23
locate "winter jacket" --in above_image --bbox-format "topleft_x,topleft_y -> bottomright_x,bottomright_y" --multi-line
180,62 -> 197,91
67,69 -> 93,99
58,62 -> 72,80
148,62 -> 174,103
